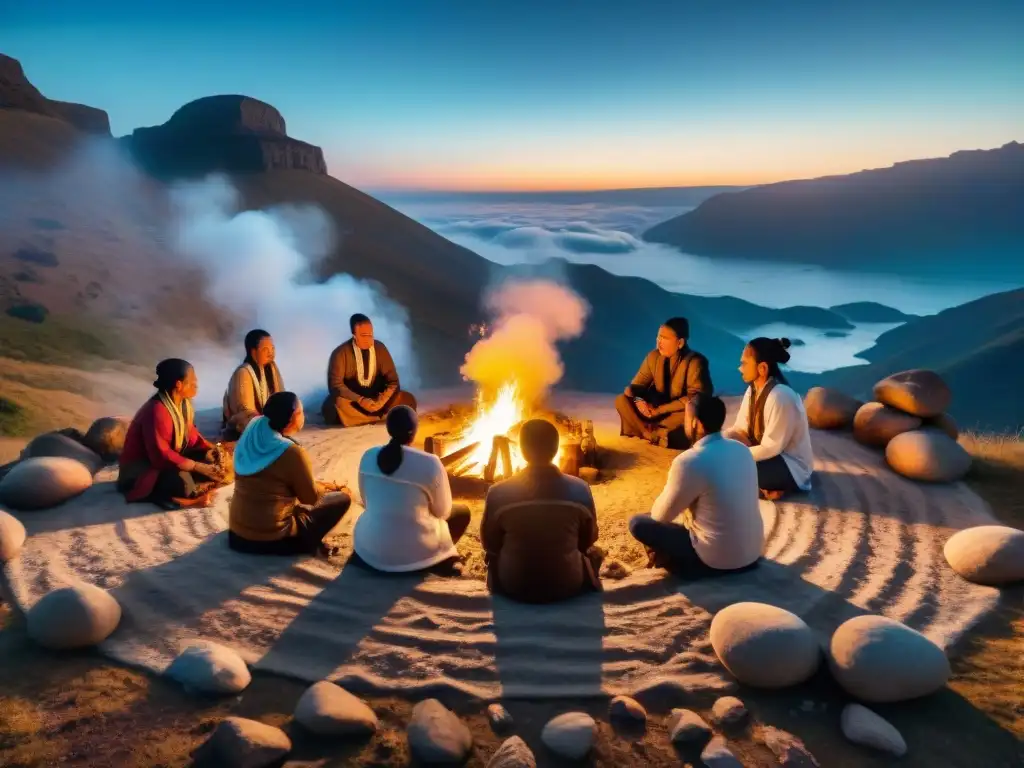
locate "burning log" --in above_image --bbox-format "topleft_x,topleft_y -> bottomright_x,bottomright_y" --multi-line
484,435 -> 514,483
440,441 -> 480,468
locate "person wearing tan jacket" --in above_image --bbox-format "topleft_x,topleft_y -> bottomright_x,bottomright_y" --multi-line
222,329 -> 285,440
482,419 -> 604,604
229,392 -> 350,556
320,313 -> 417,427
614,317 -> 713,449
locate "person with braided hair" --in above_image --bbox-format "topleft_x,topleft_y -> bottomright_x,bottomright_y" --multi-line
724,337 -> 813,500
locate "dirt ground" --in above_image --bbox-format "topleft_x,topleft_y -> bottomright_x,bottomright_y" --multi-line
0,431 -> 1021,767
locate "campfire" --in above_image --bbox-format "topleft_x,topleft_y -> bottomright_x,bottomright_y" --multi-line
424,382 -> 595,484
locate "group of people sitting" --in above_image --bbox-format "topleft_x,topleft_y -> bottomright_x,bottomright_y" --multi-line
115,312 -> 813,603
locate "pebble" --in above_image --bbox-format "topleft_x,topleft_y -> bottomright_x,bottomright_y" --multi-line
487,735 -> 536,768
195,717 -> 291,768
293,681 -> 378,737
541,712 -> 596,760
701,735 -> 742,767
609,695 -> 647,723
667,708 -> 712,744
841,703 -> 907,757
407,699 -> 473,764
487,703 -> 514,733
710,696 -> 747,726
166,641 -> 251,695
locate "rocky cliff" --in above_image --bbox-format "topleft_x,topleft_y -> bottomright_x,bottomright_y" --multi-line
0,54 -> 111,136
123,95 -> 327,179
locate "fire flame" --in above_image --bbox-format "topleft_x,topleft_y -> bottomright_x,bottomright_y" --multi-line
445,381 -> 560,478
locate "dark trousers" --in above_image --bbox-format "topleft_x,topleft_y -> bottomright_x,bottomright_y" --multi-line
614,389 -> 691,449
349,504 -> 472,574
756,455 -> 800,494
228,493 -> 352,556
119,448 -> 208,507
629,514 -> 759,580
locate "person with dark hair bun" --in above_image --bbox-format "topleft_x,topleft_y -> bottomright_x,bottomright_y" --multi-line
118,359 -> 224,508
629,396 -> 763,578
321,314 -> 417,428
353,405 -> 471,573
615,317 -> 714,449
724,337 -> 814,499
228,392 -> 351,556
481,419 -> 604,603
221,329 -> 285,440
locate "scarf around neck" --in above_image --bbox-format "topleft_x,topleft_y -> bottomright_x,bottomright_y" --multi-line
157,391 -> 194,453
352,340 -> 377,388
244,362 -> 269,409
747,378 -> 778,446
234,416 -> 295,476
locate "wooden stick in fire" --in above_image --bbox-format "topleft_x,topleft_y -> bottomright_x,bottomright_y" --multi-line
441,441 -> 480,468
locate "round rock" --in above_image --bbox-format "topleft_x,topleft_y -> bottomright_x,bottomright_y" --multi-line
196,717 -> 291,768
885,429 -> 971,482
0,508 -> 27,562
804,387 -> 862,430
20,432 -> 104,474
873,369 -> 952,418
541,712 -> 596,760
711,696 -> 747,726
944,525 -> 1024,586
701,735 -> 742,767
710,602 -> 820,688
841,703 -> 906,756
924,412 -> 959,440
609,695 -> 647,723
82,417 -> 129,461
0,456 -> 94,511
407,699 -> 473,764
166,641 -> 251,695
487,735 -> 536,768
829,615 -> 950,702
668,708 -> 712,744
294,680 -> 378,737
853,402 -> 922,447
27,583 -> 121,649
487,703 -> 514,732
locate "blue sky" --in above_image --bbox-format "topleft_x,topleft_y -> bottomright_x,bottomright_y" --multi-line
3,0 -> 1022,190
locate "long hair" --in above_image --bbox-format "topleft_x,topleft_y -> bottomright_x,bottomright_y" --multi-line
747,337 -> 792,385
243,328 -> 273,380
263,392 -> 300,433
377,405 -> 418,475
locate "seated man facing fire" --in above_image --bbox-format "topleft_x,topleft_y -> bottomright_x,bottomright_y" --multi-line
118,359 -> 227,509
221,328 -> 285,440
629,396 -> 763,578
353,405 -> 472,573
482,419 -> 604,604
321,313 -> 417,427
615,317 -> 713,449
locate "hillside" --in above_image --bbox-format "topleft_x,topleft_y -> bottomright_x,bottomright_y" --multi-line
817,288 -> 1024,432
643,142 -> 1024,279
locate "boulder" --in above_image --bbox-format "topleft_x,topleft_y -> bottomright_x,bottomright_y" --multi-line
701,735 -> 742,767
804,387 -> 861,430
609,695 -> 647,723
829,615 -> 950,702
709,602 -> 820,688
0,456 -> 94,510
541,712 -> 596,760
710,696 -> 747,726
27,583 -> 121,649
885,429 -> 971,482
924,412 -> 959,440
852,402 -> 922,447
166,641 -> 251,695
20,433 -> 104,474
944,525 -> 1024,585
840,703 -> 907,757
0,508 -> 26,561
82,417 -> 129,461
487,736 -> 536,768
407,699 -> 473,764
873,369 -> 951,418
195,717 -> 291,768
668,708 -> 712,744
293,681 -> 378,737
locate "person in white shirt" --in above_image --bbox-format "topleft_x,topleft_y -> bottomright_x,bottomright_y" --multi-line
353,406 -> 471,574
724,337 -> 814,500
629,396 -> 764,577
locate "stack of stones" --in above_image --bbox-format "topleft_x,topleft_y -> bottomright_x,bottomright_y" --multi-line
804,369 -> 971,482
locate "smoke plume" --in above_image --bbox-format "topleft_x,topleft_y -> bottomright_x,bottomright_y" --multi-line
460,279 -> 589,405
168,175 -> 416,406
